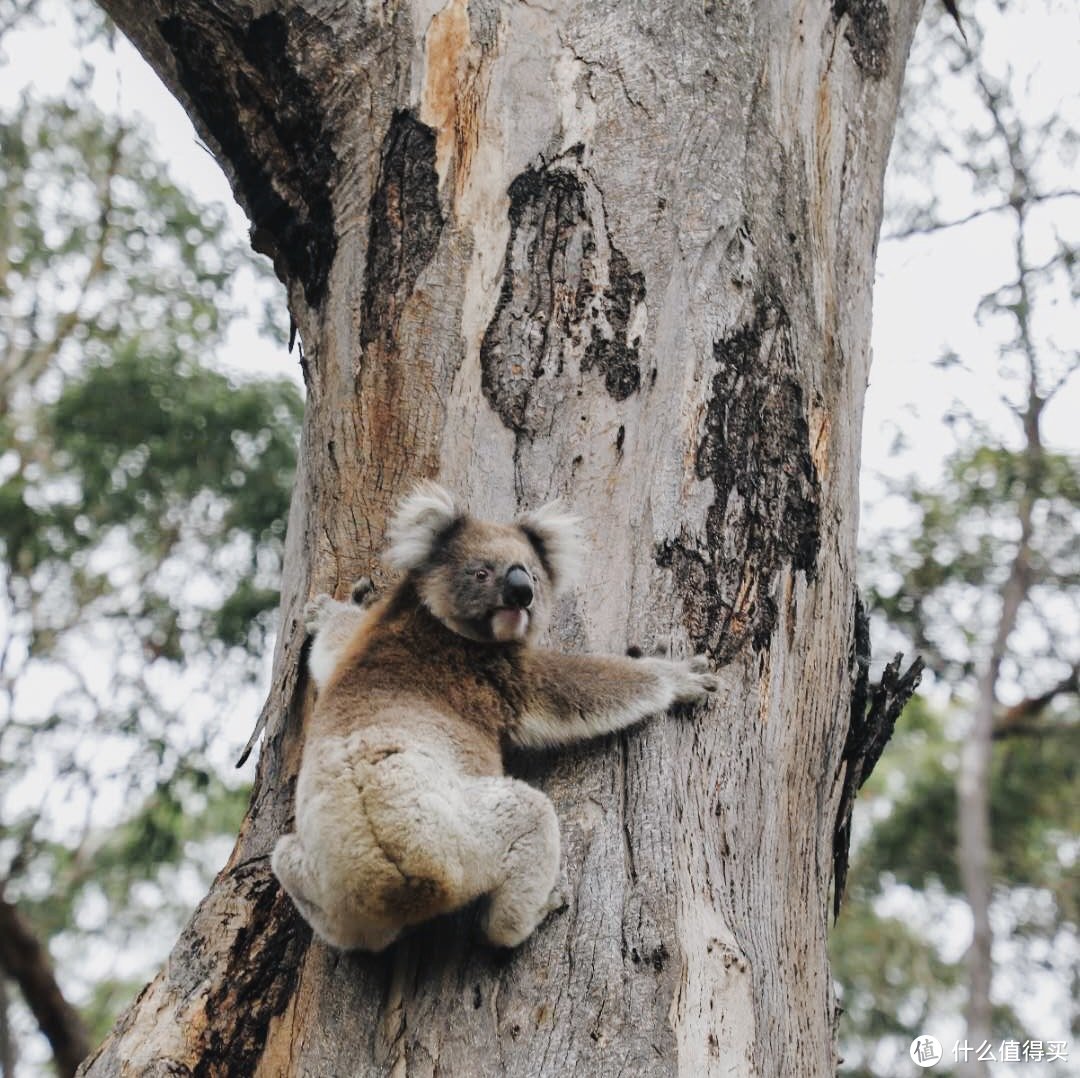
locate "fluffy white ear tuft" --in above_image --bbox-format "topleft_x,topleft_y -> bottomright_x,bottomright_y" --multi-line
517,500 -> 584,593
385,481 -> 460,572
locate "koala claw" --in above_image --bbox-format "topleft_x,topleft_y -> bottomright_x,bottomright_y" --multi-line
304,594 -> 335,634
351,577 -> 377,607
668,655 -> 719,703
540,883 -> 570,919
627,644 -> 670,659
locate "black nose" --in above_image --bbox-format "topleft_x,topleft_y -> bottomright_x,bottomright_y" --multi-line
503,565 -> 533,609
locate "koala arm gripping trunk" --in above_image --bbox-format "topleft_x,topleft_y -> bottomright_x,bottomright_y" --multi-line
507,651 -> 717,750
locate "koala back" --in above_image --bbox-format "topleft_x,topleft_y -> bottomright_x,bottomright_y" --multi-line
310,581 -> 520,777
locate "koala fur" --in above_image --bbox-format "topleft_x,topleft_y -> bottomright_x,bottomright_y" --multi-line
271,482 -> 717,952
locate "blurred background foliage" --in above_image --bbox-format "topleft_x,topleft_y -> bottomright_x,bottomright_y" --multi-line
0,0 -> 300,1071
833,2 -> 1078,1076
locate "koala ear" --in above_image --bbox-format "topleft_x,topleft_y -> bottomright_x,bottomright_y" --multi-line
385,481 -> 462,572
517,500 -> 583,592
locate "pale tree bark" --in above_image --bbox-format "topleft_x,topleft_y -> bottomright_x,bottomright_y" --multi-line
81,2 -> 922,1075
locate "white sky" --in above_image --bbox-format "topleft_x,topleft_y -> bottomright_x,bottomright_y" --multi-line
865,1 -> 1080,501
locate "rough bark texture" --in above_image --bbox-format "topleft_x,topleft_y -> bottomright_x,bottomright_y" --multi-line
83,2 -> 923,1075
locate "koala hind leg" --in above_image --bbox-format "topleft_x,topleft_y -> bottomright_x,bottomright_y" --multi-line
471,779 -> 562,949
272,833 -> 400,952
271,835 -> 336,939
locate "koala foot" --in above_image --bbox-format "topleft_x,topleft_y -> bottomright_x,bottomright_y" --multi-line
539,882 -> 570,920
304,594 -> 336,635
664,655 -> 719,704
350,577 -> 377,607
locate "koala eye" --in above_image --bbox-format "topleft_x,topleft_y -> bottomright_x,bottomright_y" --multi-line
473,569 -> 490,582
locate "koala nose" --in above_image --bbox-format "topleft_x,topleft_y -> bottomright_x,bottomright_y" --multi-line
503,565 -> 533,609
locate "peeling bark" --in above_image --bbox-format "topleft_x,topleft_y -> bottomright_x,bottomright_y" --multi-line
86,1 -> 925,1075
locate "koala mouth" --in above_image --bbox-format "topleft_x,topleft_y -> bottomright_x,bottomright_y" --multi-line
490,607 -> 529,641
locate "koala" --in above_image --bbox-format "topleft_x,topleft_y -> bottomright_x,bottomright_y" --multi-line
271,482 -> 717,952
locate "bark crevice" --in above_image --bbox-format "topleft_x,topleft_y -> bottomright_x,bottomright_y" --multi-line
192,865 -> 310,1078
360,111 -> 445,355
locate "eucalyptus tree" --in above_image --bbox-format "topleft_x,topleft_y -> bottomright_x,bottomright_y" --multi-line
80,1 -> 927,1075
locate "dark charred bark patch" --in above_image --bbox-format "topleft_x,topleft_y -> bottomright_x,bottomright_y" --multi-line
655,537 -> 732,659
360,112 -> 445,351
657,293 -> 821,661
586,246 -> 646,400
192,866 -> 310,1078
699,299 -> 821,573
831,0 -> 891,79
481,164 -> 645,436
159,12 -> 338,308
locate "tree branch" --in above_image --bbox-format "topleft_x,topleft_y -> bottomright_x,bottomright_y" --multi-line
833,594 -> 925,919
993,666 -> 1079,739
885,188 -> 1080,240
0,892 -> 90,1078
14,241 -> 112,387
0,128 -> 121,408
0,971 -> 15,1078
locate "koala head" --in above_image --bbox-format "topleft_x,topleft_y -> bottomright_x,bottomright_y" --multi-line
386,482 -> 582,643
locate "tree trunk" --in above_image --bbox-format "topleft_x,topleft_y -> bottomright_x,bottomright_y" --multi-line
82,2 -> 922,1075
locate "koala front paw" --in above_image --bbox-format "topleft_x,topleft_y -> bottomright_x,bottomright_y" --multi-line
350,577 -> 377,607
666,655 -> 719,704
626,644 -> 669,659
303,594 -> 335,635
